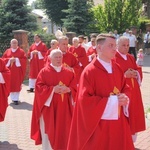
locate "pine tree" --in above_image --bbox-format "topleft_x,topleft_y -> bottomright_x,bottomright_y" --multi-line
42,0 -> 68,26
63,0 -> 94,35
0,0 -> 37,40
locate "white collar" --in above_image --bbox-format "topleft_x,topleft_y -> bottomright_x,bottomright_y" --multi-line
117,50 -> 127,60
11,47 -> 18,52
50,63 -> 62,72
35,41 -> 41,46
97,57 -> 112,73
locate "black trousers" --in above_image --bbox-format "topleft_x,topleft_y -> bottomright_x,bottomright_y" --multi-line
129,47 -> 137,60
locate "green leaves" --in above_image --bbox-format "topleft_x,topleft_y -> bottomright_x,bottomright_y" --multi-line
92,0 -> 142,33
0,0 -> 38,40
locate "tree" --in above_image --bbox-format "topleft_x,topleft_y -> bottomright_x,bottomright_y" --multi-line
31,0 -> 44,9
0,0 -> 38,40
41,0 -> 68,26
92,0 -> 142,33
143,0 -> 150,19
62,0 -> 95,35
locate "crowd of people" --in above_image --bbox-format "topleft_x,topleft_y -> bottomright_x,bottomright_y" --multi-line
0,31 -> 147,150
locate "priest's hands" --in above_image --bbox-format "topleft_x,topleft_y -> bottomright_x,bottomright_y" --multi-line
124,68 -> 137,78
54,85 -> 71,94
117,93 -> 129,106
32,50 -> 38,55
10,57 -> 16,63
91,53 -> 96,60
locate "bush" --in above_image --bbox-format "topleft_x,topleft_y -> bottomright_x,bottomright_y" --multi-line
138,18 -> 150,32
28,30 -> 56,48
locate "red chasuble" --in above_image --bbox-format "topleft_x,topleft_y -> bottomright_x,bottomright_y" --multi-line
0,58 -> 10,122
31,65 -> 77,150
44,48 -> 52,66
115,52 -> 145,134
2,48 -> 27,92
27,42 -> 48,78
67,58 -> 134,150
86,46 -> 97,56
62,52 -> 80,77
69,45 -> 88,82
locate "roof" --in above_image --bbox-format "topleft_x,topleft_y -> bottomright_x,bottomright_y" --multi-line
31,9 -> 47,18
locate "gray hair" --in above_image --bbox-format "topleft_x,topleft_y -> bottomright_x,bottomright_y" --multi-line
10,39 -> 18,44
72,37 -> 79,42
49,49 -> 63,59
58,36 -> 68,43
51,39 -> 58,44
117,36 -> 129,45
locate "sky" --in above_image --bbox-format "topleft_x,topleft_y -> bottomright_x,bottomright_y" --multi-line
28,0 -> 35,5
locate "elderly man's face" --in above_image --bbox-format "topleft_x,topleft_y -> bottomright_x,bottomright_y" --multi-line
51,52 -> 63,67
72,39 -> 79,47
11,40 -> 18,49
51,42 -> 58,49
59,39 -> 68,53
118,39 -> 129,55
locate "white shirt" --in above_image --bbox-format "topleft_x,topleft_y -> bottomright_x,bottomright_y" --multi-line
123,32 -> 129,37
143,33 -> 150,43
113,34 -> 119,39
128,34 -> 137,47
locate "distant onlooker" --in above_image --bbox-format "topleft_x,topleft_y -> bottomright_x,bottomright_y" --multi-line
143,31 -> 150,55
113,30 -> 119,39
136,49 -> 144,66
123,29 -> 129,37
128,30 -> 137,60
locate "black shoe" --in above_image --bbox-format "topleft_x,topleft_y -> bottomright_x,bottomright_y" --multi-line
13,101 -> 19,105
27,88 -> 34,93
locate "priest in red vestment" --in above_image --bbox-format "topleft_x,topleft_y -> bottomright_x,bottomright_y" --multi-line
44,39 -> 58,66
0,58 -> 10,122
69,37 -> 88,82
67,34 -> 134,150
31,49 -> 77,150
86,37 -> 97,62
27,34 -> 48,92
115,36 -> 145,142
2,39 -> 27,105
58,36 -> 80,78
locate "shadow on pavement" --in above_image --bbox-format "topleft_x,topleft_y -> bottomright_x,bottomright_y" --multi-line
143,55 -> 150,67
9,102 -> 33,111
143,71 -> 150,74
0,141 -> 22,150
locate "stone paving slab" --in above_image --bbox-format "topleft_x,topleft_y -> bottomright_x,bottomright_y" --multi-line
0,84 -> 41,150
0,55 -> 150,150
134,55 -> 150,150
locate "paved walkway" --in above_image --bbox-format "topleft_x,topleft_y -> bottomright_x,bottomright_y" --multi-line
0,55 -> 150,150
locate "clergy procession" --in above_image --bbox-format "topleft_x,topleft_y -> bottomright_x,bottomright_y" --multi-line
0,31 -> 149,150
